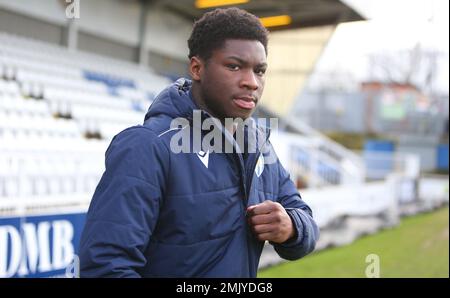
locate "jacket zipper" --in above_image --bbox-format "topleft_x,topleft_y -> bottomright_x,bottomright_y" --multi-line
244,128 -> 271,205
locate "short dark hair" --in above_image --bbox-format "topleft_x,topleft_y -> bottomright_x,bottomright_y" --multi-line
187,7 -> 269,60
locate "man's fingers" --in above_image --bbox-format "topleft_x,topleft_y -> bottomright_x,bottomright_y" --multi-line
246,205 -> 256,217
252,224 -> 273,234
247,200 -> 277,216
248,213 -> 273,225
247,201 -> 293,243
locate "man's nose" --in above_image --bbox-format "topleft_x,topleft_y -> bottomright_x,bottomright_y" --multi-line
240,70 -> 259,90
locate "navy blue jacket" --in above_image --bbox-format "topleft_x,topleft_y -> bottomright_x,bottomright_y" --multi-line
79,78 -> 319,277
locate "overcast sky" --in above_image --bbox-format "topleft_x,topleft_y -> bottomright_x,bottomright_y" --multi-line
312,0 -> 449,93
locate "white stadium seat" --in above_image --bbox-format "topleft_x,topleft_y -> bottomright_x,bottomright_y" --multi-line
1,32 -> 171,200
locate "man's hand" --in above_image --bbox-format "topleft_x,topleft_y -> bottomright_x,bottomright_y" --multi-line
246,200 -> 296,244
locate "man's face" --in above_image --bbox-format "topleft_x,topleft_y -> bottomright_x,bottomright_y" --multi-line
193,39 -> 267,120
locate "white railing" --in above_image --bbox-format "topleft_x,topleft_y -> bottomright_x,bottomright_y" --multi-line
271,131 -> 366,188
271,125 -> 421,188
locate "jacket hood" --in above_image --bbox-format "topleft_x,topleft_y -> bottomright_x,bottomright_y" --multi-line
144,78 -> 196,123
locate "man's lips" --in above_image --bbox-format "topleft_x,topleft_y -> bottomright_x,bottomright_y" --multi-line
233,97 -> 256,110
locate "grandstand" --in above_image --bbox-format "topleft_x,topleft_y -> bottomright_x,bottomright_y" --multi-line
0,29 -> 176,277
0,32 -> 171,204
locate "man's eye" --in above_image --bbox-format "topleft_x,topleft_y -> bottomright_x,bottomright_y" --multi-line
256,69 -> 266,76
227,64 -> 240,71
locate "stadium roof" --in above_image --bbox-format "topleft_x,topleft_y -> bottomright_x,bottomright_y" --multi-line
159,0 -> 365,30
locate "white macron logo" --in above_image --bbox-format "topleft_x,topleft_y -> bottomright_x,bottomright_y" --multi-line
197,150 -> 209,168
255,154 -> 264,177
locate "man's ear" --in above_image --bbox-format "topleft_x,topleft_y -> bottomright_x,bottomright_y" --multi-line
189,56 -> 203,81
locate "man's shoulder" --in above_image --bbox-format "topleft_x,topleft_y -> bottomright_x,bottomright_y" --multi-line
105,125 -> 171,164
143,115 -> 174,134
116,125 -> 158,139
110,125 -> 165,151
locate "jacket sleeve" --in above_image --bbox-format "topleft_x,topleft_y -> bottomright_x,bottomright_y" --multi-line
79,126 -> 169,277
272,158 -> 320,261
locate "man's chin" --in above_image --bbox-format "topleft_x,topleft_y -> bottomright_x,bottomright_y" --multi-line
228,110 -> 254,121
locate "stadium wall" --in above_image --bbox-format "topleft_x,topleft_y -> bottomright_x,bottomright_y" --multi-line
0,8 -> 64,45
0,0 -> 190,75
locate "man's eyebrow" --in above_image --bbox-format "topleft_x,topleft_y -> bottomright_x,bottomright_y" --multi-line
226,56 -> 267,67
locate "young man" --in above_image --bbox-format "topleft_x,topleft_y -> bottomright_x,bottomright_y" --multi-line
79,7 -> 319,278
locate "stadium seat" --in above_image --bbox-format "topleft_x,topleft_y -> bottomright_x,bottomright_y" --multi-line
1,32 -> 171,200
